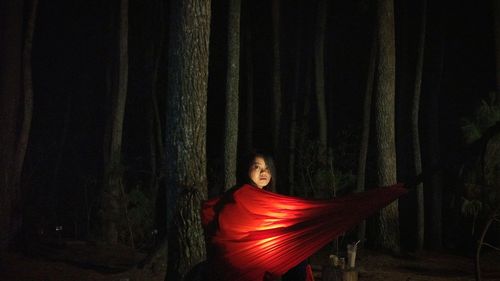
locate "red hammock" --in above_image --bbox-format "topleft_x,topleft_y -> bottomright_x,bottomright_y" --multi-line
202,184 -> 407,281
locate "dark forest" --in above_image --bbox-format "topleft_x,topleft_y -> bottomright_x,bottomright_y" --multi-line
1,0 -> 499,280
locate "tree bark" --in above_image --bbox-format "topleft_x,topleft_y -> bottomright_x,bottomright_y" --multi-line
164,0 -> 211,280
314,0 -> 328,163
373,0 -> 400,252
102,0 -> 128,244
0,0 -> 24,251
224,0 -> 241,190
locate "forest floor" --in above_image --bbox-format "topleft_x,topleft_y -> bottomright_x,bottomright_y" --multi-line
310,247 -> 500,281
1,241 -> 500,281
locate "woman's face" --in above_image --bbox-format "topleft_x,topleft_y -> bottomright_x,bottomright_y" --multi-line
248,156 -> 271,189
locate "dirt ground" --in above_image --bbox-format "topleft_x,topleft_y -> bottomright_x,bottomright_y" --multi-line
1,242 -> 499,281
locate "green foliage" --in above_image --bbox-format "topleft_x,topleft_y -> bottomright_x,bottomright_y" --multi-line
296,138 -> 355,198
461,198 -> 482,218
461,92 -> 500,144
128,186 -> 154,230
459,92 -> 500,236
313,167 -> 355,198
461,119 -> 483,144
122,184 -> 155,248
460,197 -> 482,234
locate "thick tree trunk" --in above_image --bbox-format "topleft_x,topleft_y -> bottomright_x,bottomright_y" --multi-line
0,0 -> 24,252
412,0 -> 427,251
164,0 -> 211,280
224,0 -> 241,190
314,0 -> 328,163
272,0 -> 282,155
102,0 -> 128,244
373,0 -> 400,252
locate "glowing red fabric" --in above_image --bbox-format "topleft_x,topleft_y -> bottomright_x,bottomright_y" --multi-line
202,184 -> 407,281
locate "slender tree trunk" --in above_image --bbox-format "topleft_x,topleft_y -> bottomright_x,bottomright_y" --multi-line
0,0 -> 24,252
395,0 -> 412,185
48,93 -> 71,221
224,0 -> 241,190
373,0 -> 400,252
425,1 -> 445,250
16,0 -> 37,246
244,28 -> 254,153
394,0 -> 415,251
241,0 -> 254,154
412,0 -> 427,251
494,0 -> 500,96
149,0 -> 166,205
356,25 -> 377,244
272,0 -> 282,155
164,0 -> 211,280
298,56 -> 313,197
314,0 -> 328,163
102,0 -> 128,244
149,2 -> 166,232
289,95 -> 298,195
288,7 -> 304,196
17,0 -> 36,195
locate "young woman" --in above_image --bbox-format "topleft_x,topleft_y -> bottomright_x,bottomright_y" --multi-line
243,152 -> 308,281
202,151 -> 406,281
245,151 -> 276,191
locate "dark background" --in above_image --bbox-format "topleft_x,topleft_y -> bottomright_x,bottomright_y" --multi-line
4,0 -> 497,259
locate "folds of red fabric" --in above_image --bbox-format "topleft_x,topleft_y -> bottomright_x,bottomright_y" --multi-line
202,184 -> 407,281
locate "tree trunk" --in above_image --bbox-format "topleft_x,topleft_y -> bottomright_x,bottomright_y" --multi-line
288,6 -> 304,196
149,0 -> 166,234
298,55 -> 313,197
394,0 -> 414,251
314,0 -> 328,163
17,0 -> 36,199
412,0 -> 427,251
424,0 -> 445,250
224,0 -> 241,190
494,0 -> 500,96
356,23 -> 377,244
48,90 -> 71,221
244,27 -> 254,153
164,0 -> 211,280
272,0 -> 282,155
0,0 -> 24,251
373,0 -> 400,252
102,0 -> 128,244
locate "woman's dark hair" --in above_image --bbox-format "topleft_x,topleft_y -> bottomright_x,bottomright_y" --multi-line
238,150 -> 277,192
